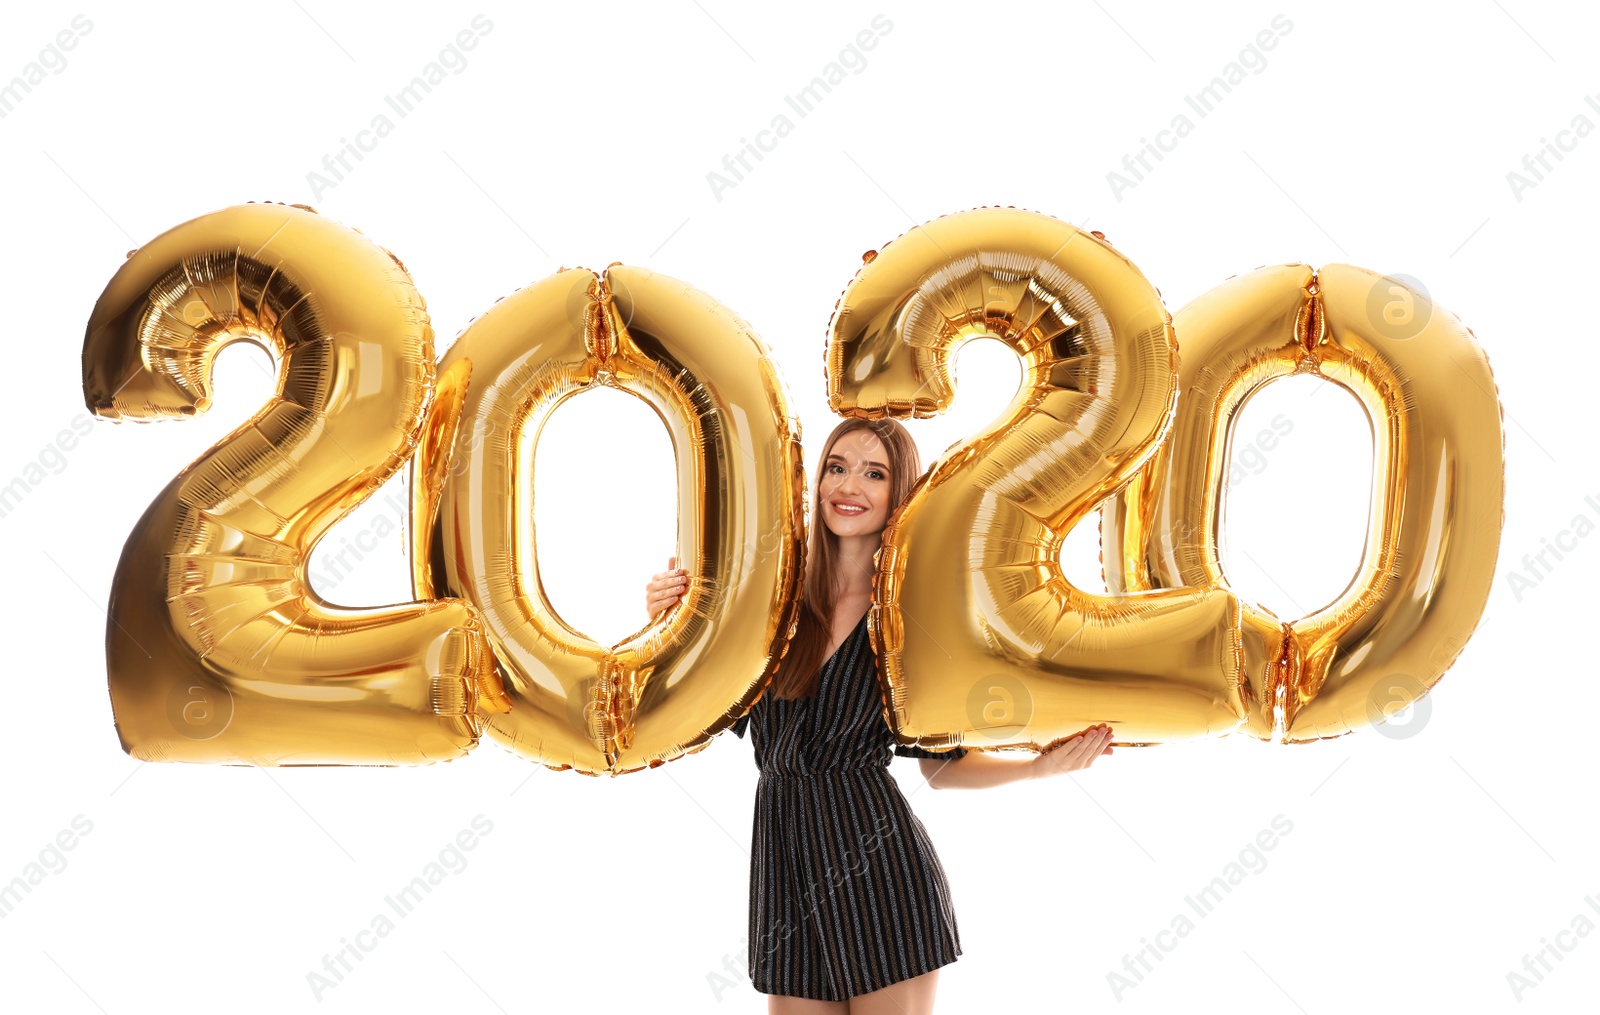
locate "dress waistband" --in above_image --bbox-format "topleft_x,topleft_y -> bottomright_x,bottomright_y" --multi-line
759,765 -> 890,780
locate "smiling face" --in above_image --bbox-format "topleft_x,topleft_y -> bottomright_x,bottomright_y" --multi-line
818,428 -> 894,537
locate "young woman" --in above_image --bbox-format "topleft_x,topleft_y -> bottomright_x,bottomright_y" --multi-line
644,417 -> 1114,1015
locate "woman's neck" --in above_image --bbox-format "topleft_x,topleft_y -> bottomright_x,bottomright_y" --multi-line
832,531 -> 882,604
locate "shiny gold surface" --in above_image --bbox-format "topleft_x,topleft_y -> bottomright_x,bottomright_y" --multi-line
413,265 -> 805,775
1102,264 -> 1504,740
81,203 -> 1500,766
81,202 -> 502,765
828,207 -> 1253,748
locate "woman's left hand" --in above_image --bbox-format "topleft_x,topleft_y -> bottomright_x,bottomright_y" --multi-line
1029,724 -> 1114,779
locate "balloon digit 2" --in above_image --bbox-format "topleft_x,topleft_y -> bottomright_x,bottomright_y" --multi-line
827,207 -> 1260,749
82,203 -> 503,766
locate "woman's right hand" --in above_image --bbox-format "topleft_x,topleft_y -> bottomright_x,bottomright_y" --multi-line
645,555 -> 688,621
1029,724 -> 1114,779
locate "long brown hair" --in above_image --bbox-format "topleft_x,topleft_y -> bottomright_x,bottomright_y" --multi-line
768,417 -> 922,700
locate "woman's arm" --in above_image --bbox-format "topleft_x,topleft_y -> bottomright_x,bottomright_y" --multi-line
918,751 -> 1035,789
919,724 -> 1114,789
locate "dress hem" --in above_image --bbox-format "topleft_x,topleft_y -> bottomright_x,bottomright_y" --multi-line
751,947 -> 961,1002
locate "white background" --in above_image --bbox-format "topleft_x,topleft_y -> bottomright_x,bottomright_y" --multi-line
1,1 -> 1593,1011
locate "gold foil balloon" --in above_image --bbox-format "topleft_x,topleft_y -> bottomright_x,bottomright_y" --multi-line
81,202 -> 505,766
412,265 -> 805,776
1101,264 -> 1504,741
827,207 -> 1259,749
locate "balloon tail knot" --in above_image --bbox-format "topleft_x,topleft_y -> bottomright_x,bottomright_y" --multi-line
1297,274 -> 1324,353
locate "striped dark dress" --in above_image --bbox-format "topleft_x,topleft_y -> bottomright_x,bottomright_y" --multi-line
730,610 -> 967,1000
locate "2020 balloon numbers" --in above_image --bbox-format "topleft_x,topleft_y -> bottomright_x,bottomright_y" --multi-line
81,203 -> 1503,773
829,208 -> 1502,749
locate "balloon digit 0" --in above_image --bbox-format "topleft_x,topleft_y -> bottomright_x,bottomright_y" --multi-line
1101,264 -> 1504,741
413,265 -> 805,775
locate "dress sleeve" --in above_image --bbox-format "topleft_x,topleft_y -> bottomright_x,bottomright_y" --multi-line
893,742 -> 967,761
731,713 -> 750,739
